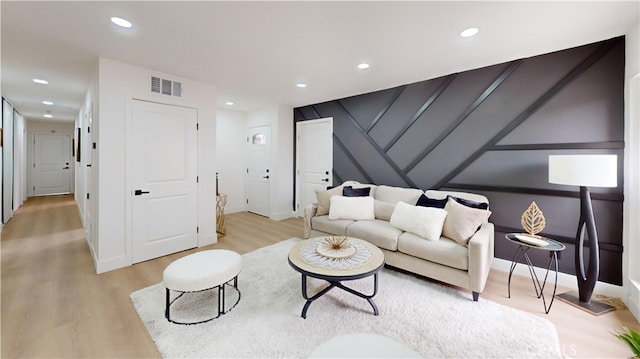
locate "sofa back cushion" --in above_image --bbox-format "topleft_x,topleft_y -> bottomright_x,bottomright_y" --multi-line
375,185 -> 423,205
329,196 -> 375,221
374,200 -> 396,221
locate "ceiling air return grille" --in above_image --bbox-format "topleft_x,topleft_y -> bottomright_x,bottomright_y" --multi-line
150,76 -> 182,97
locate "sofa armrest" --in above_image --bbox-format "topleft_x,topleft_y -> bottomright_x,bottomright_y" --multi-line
467,222 -> 495,294
303,204 -> 318,239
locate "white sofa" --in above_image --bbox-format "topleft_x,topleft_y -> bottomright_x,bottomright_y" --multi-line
303,182 -> 495,301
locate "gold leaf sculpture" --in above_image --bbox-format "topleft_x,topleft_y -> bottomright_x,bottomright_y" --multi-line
323,236 -> 349,250
520,201 -> 546,236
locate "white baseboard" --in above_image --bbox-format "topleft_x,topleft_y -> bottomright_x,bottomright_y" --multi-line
225,205 -> 245,214
625,280 -> 640,322
492,258 -> 623,298
96,255 -> 128,274
198,232 -> 218,247
270,211 -> 295,221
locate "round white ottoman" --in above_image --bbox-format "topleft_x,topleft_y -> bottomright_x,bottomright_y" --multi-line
163,249 -> 241,325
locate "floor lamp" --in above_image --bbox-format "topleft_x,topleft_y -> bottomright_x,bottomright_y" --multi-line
548,154 -> 617,316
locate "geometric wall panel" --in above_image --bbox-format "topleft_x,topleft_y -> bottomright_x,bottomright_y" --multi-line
294,36 -> 625,285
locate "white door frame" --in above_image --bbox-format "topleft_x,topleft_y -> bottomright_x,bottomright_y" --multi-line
295,117 -> 333,216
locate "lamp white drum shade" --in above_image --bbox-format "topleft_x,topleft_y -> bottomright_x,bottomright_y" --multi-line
548,155 -> 617,188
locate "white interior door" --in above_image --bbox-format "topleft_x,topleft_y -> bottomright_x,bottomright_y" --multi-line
84,109 -> 97,253
33,134 -> 72,196
247,125 -> 271,217
131,100 -> 198,263
3,99 -> 14,223
296,118 -> 333,216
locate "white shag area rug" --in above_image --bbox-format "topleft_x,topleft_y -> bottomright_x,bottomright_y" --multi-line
130,238 -> 562,358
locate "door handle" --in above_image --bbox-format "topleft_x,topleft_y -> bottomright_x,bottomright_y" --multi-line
63,167 -> 70,170
321,178 -> 329,182
134,190 -> 150,196
263,175 -> 269,179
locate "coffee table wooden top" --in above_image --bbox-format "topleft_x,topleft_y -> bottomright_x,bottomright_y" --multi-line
288,237 -> 384,278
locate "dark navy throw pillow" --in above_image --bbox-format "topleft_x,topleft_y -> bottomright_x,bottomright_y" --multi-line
342,186 -> 371,197
415,194 -> 448,208
451,196 -> 489,210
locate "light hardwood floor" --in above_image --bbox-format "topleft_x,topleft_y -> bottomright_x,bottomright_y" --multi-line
1,194 -> 638,358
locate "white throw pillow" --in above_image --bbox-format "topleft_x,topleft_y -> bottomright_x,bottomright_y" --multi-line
329,196 -> 375,221
389,201 -> 447,241
442,197 -> 492,246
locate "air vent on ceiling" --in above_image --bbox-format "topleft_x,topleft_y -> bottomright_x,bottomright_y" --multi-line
150,76 -> 182,97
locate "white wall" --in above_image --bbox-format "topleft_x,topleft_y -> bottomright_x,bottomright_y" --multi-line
26,120 -> 75,197
274,104 -> 294,219
90,57 -> 217,273
623,21 -> 640,321
216,109 -> 247,214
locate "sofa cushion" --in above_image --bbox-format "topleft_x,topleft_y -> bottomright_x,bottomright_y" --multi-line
425,190 -> 489,207
374,200 -> 396,221
452,196 -> 489,210
375,185 -> 423,205
389,201 -> 447,241
397,232 -> 469,271
343,186 -> 371,197
415,194 -> 448,208
329,196 -> 375,220
343,182 -> 378,197
315,186 -> 343,215
347,220 -> 402,251
442,197 -> 492,246
311,215 -> 354,236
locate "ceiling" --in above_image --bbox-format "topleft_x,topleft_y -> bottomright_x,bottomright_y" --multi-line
2,1 -> 638,123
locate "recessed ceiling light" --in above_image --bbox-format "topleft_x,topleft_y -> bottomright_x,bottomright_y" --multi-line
111,17 -> 133,28
43,114 -> 53,118
33,78 -> 48,85
225,101 -> 235,106
42,101 -> 54,105
460,27 -> 479,38
296,83 -> 307,88
357,63 -> 370,70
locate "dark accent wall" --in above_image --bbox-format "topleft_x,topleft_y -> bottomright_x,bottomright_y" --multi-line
294,37 -> 625,285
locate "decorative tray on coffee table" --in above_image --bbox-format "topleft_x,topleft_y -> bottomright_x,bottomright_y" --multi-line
316,236 -> 357,259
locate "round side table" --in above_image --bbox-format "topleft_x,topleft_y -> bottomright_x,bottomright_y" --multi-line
506,233 -> 566,314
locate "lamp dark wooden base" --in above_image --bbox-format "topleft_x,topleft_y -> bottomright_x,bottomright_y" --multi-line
557,291 -> 615,316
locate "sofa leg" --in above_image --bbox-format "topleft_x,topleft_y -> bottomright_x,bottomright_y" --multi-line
472,292 -> 480,301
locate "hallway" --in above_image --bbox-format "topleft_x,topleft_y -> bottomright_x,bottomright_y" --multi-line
1,194 -> 304,357
1,195 -> 159,357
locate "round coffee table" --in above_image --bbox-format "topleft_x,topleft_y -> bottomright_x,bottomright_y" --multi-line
288,237 -> 385,319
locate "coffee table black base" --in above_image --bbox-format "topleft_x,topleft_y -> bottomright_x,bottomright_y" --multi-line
299,272 -> 379,319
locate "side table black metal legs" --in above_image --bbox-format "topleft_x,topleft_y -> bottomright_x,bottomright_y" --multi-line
508,246 -> 560,314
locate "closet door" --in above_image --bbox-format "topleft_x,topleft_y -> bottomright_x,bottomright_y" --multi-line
2,98 -> 14,224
